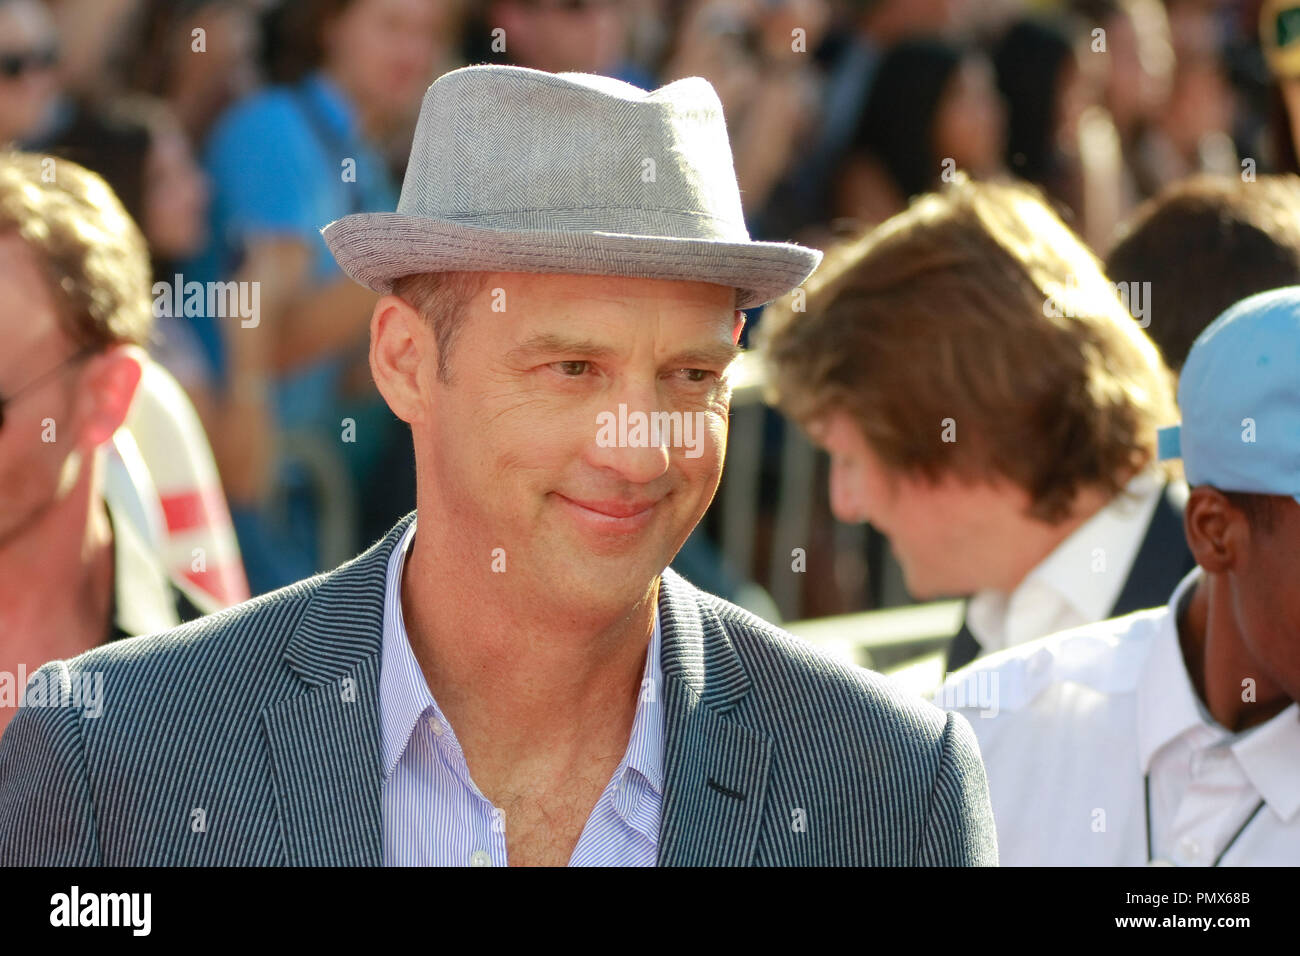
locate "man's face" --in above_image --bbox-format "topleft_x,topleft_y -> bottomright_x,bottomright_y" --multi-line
327,0 -> 445,120
493,0 -> 627,75
1230,498 -> 1300,703
811,409 -> 1033,598
416,271 -> 738,615
0,233 -> 91,546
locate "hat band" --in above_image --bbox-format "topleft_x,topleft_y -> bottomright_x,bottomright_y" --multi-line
400,205 -> 750,242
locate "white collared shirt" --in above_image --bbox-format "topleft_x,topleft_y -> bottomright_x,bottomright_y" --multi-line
965,469 -> 1168,656
379,519 -> 665,866
937,568 -> 1300,865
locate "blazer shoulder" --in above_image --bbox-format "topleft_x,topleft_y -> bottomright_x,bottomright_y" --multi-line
696,589 -> 953,748
45,572 -> 326,693
687,585 -> 997,864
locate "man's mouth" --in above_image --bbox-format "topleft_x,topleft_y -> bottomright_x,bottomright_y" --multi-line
553,493 -> 663,533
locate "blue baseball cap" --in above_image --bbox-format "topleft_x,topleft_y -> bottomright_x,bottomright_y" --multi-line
1157,286 -> 1300,505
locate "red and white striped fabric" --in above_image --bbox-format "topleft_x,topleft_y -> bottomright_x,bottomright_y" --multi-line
114,360 -> 249,610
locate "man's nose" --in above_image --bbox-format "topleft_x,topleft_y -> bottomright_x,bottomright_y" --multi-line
587,386 -> 674,485
589,430 -> 672,485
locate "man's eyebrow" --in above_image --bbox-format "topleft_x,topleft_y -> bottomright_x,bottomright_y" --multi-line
506,333 -> 620,362
665,342 -> 742,369
505,334 -> 741,369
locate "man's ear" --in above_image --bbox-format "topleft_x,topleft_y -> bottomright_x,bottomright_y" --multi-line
732,309 -> 745,345
1184,486 -> 1245,575
76,345 -> 143,449
370,293 -> 429,425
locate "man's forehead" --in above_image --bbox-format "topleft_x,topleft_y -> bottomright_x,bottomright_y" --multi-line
476,271 -> 735,306
472,271 -> 737,340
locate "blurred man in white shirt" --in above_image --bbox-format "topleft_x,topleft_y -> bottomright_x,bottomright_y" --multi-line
760,179 -> 1189,676
939,286 -> 1300,865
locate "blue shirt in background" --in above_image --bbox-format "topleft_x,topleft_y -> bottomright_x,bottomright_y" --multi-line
180,71 -> 400,592
182,70 -> 398,433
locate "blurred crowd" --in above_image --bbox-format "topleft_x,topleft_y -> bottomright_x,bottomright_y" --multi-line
2,0 -> 1298,603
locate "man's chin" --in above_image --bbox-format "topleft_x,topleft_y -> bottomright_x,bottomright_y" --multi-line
527,539 -> 670,614
897,563 -> 948,602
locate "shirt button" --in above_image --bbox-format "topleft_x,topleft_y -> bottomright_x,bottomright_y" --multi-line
427,716 -> 445,736
1178,837 -> 1201,860
470,850 -> 492,867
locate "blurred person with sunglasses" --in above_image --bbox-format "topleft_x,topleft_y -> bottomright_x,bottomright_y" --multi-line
0,153 -> 217,737
0,0 -> 60,147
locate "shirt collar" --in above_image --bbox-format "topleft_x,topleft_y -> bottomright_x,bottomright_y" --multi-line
620,608 -> 664,797
379,519 -> 432,779
1231,703 -> 1300,822
968,470 -> 1165,651
1136,566 -> 1300,821
1027,468 -> 1165,623
378,517 -> 665,797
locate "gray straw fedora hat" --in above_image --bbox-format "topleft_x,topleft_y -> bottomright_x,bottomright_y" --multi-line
322,64 -> 821,309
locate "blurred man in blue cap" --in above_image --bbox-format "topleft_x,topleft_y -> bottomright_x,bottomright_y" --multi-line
938,286 -> 1300,865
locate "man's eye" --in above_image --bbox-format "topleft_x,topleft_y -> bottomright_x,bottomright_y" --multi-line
553,360 -> 589,376
681,368 -> 717,383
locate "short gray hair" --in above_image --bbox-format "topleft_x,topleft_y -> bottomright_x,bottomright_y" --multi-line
391,271 -> 491,382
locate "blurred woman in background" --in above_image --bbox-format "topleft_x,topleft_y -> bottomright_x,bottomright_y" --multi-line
127,0 -> 263,146
834,38 -> 1006,228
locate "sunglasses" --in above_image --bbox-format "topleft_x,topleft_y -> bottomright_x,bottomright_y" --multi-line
0,45 -> 58,80
524,0 -> 617,12
0,345 -> 97,431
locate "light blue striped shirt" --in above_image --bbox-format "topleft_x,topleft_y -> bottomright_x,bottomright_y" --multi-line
379,520 -> 664,865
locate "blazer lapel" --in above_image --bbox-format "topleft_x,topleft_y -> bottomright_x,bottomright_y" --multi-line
656,569 -> 773,866
261,514 -> 413,865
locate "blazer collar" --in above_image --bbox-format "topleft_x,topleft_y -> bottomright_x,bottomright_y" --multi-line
281,513 -> 413,686
656,568 -> 773,865
262,513 -> 414,865
656,567 -> 754,712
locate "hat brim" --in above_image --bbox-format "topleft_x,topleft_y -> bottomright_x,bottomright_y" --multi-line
321,213 -> 821,309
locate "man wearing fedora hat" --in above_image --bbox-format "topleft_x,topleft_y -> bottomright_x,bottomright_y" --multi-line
0,66 -> 997,866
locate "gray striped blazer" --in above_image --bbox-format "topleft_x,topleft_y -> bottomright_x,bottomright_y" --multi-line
0,512 -> 997,866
